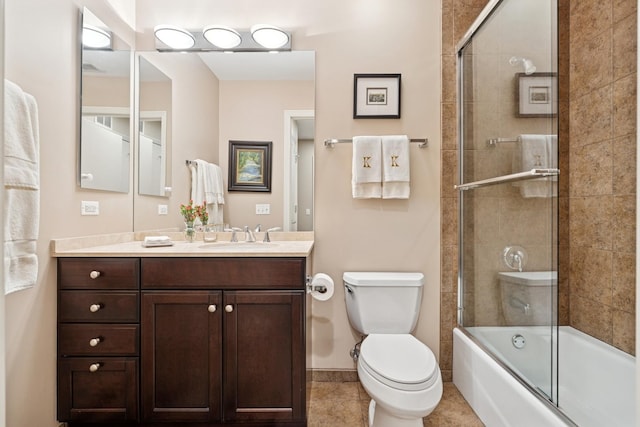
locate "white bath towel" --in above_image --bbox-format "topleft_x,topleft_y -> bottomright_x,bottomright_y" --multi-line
515,134 -> 557,198
352,136 -> 382,199
191,159 -> 225,226
382,135 -> 410,199
4,79 -> 40,294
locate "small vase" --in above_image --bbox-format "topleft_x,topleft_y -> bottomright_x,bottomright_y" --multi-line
184,221 -> 196,243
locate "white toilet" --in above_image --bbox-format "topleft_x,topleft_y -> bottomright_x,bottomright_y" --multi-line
343,272 -> 443,427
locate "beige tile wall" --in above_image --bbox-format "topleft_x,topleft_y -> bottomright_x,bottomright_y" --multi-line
568,0 -> 637,354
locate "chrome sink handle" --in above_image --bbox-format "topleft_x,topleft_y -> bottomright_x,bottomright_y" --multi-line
224,227 -> 243,242
263,227 -> 281,243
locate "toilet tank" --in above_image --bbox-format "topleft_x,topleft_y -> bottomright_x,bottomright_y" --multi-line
343,272 -> 424,335
499,271 -> 557,326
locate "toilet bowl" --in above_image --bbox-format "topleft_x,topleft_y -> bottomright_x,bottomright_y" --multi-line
358,334 -> 442,427
343,272 -> 443,427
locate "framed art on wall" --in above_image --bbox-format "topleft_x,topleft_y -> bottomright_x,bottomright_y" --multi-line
516,72 -> 557,117
228,140 -> 272,192
353,73 -> 401,118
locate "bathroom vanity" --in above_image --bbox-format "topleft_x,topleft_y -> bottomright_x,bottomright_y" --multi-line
53,234 -> 313,427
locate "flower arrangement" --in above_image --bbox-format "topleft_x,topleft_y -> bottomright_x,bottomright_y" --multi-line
180,200 -> 208,225
196,203 -> 209,226
179,200 -> 197,224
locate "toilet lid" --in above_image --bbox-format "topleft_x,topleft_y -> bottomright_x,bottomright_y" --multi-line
359,334 -> 438,391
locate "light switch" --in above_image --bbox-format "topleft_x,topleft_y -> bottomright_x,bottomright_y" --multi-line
256,204 -> 271,215
81,201 -> 99,216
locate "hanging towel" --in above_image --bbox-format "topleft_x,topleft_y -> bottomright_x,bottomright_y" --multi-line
205,162 -> 224,227
382,135 -> 410,199
4,79 -> 40,294
352,136 -> 382,199
514,134 -> 557,198
190,159 -> 225,226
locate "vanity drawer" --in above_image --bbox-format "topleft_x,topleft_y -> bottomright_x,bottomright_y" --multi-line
58,258 -> 139,290
57,357 -> 138,422
59,324 -> 139,356
141,257 -> 306,289
59,291 -> 139,323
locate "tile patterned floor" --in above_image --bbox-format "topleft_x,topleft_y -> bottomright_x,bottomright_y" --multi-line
308,381 -> 484,426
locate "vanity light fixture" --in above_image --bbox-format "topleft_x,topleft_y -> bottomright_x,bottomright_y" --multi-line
250,24 -> 289,49
154,25 -> 196,50
82,24 -> 112,49
154,24 -> 291,52
203,25 -> 242,49
509,56 -> 537,75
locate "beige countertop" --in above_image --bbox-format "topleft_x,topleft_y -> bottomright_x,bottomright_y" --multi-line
51,231 -> 314,258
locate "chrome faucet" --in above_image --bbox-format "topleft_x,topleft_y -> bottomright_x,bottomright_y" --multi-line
244,226 -> 257,242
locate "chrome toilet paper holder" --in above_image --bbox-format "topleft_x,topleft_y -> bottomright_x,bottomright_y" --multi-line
306,275 -> 327,294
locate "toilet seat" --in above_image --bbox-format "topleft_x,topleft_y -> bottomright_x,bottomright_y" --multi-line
359,334 -> 438,392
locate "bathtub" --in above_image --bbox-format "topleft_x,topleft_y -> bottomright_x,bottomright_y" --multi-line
453,326 -> 636,427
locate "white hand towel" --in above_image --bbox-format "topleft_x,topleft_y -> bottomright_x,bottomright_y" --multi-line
352,136 -> 382,199
515,134 -> 557,198
191,159 -> 208,206
4,79 -> 40,294
382,135 -> 410,199
205,163 -> 224,226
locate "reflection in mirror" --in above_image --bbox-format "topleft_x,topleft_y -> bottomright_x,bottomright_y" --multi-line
138,56 -> 171,197
80,8 -> 131,193
133,50 -> 315,231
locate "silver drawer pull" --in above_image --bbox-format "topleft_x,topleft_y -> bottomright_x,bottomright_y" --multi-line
89,270 -> 101,279
89,304 -> 102,313
208,304 -> 217,313
89,337 -> 101,347
225,304 -> 233,313
89,363 -> 101,372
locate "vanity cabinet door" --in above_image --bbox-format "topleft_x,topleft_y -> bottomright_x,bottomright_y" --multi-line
141,291 -> 222,423
223,290 -> 305,423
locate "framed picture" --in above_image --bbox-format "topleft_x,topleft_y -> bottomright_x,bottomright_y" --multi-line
516,72 -> 557,117
353,73 -> 401,118
228,140 -> 272,192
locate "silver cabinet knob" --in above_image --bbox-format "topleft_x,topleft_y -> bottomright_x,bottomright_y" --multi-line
89,270 -> 101,279
89,304 -> 101,313
89,338 -> 101,347
208,304 -> 217,313
89,363 -> 101,372
225,304 -> 233,313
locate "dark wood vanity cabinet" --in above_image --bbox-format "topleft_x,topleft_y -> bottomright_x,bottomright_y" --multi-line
57,258 -> 140,423
58,256 -> 307,427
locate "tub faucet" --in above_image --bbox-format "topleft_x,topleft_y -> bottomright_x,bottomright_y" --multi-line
513,253 -> 523,272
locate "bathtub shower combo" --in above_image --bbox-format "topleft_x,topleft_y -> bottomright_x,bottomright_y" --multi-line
452,1 -> 636,426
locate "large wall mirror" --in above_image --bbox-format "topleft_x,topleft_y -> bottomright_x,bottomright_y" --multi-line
133,50 -> 315,232
80,7 -> 132,193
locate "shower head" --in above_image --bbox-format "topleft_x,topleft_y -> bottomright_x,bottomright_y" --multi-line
509,56 -> 537,75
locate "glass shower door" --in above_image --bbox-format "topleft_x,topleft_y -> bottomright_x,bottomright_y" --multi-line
456,0 -> 559,406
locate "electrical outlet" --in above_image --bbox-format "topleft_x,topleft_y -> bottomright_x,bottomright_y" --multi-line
81,201 -> 99,216
256,204 -> 271,215
158,204 -> 168,215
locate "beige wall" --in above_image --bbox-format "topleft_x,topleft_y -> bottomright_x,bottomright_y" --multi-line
4,0 -> 440,425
